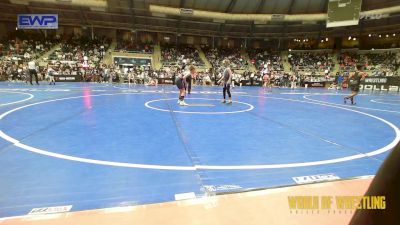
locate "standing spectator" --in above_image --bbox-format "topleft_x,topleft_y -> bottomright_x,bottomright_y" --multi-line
337,74 -> 344,90
290,73 -> 297,89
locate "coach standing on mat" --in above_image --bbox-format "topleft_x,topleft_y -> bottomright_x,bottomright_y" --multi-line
28,58 -> 39,85
218,59 -> 233,104
344,65 -> 367,105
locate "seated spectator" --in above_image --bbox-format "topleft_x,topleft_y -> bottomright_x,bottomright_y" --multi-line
161,45 -> 204,67
203,47 -> 246,70
248,49 -> 283,71
115,41 -> 153,53
288,51 -> 334,73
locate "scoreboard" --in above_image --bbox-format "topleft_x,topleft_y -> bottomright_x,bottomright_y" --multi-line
327,0 -> 362,28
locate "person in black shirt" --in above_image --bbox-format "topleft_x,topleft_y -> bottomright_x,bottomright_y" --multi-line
344,65 -> 367,105
283,73 -> 289,87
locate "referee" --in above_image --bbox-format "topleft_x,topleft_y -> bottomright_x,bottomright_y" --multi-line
28,58 -> 39,85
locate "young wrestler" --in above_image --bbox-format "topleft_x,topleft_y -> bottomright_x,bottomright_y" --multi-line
47,65 -> 56,85
218,59 -> 233,104
176,65 -> 196,106
262,71 -> 270,90
344,65 -> 367,105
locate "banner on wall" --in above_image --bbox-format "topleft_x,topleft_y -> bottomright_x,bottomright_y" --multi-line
114,57 -> 151,66
18,14 -> 58,29
304,81 -> 327,88
157,78 -> 174,85
360,76 -> 400,92
54,75 -> 82,82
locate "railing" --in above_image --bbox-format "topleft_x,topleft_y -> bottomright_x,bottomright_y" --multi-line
114,49 -> 154,54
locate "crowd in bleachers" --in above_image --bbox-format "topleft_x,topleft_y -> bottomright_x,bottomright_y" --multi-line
0,37 -> 55,61
362,52 -> 399,76
338,51 -> 358,71
248,49 -> 283,71
0,34 -> 57,82
161,45 -> 204,67
339,51 -> 400,76
48,36 -> 109,64
288,52 -> 334,73
37,36 -> 110,81
203,48 -> 247,70
2,32 -> 400,84
115,41 -> 153,53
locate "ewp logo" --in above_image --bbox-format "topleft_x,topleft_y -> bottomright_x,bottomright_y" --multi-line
18,14 -> 58,29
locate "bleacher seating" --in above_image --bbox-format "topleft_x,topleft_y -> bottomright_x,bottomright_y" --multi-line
288,51 -> 334,73
161,45 -> 204,67
248,49 -> 283,71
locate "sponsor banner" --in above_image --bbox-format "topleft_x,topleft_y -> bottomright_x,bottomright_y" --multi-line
18,14 -> 58,29
253,81 -> 262,86
292,173 -> 340,184
360,13 -> 389,20
174,192 -> 196,200
54,75 -> 82,82
202,184 -> 243,192
240,80 -> 252,86
113,57 -> 151,66
364,77 -> 387,84
288,195 -> 386,211
271,14 -> 285,21
157,78 -> 173,84
29,205 -> 72,215
240,80 -> 262,86
180,8 -> 194,15
304,81 -> 326,88
359,84 -> 400,92
360,76 -> 400,92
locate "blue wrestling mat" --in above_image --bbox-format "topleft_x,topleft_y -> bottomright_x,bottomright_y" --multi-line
0,82 -> 399,217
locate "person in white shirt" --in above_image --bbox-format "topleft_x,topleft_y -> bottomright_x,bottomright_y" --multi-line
47,66 -> 56,85
24,52 -> 30,60
128,68 -> 134,86
104,66 -> 110,83
290,73 -> 297,89
28,59 -> 39,85
203,73 -> 212,85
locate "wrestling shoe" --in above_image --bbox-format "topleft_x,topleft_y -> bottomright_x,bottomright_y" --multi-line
180,101 -> 189,106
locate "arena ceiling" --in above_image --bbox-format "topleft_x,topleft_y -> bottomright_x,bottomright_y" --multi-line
1,0 -> 400,38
